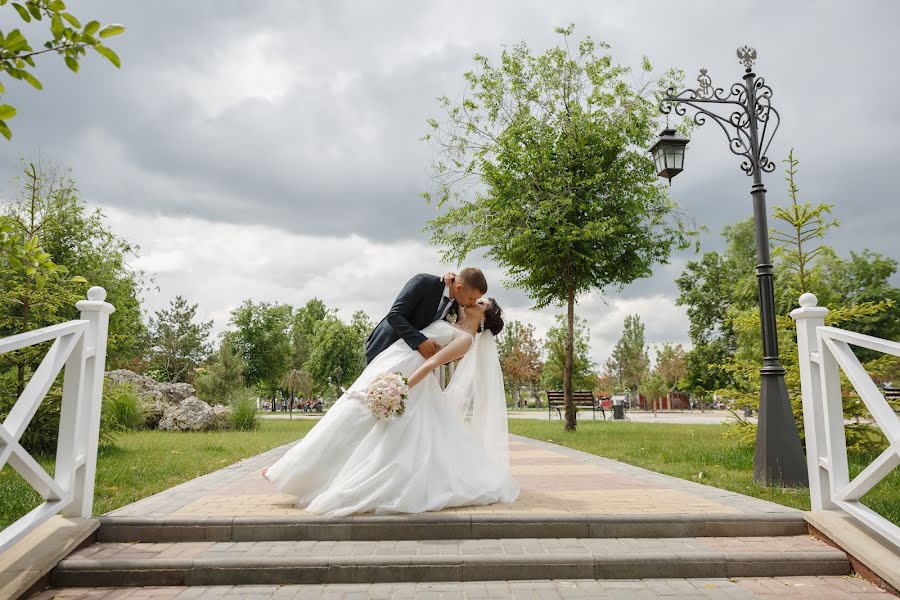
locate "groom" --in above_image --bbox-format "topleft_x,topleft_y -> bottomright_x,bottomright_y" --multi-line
365,268 -> 488,364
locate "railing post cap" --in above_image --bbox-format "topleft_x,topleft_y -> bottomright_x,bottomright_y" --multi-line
799,292 -> 818,308
87,286 -> 107,302
791,293 -> 828,321
76,286 -> 115,315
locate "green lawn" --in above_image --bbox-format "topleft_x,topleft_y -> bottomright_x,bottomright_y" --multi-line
509,419 -> 900,525
0,419 -> 316,530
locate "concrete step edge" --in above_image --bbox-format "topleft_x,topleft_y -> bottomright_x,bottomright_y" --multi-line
51,549 -> 850,587
97,513 -> 809,542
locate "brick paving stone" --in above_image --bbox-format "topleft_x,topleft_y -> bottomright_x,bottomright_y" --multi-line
101,437 -> 801,521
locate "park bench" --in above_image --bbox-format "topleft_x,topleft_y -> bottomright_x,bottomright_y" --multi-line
545,390 -> 605,420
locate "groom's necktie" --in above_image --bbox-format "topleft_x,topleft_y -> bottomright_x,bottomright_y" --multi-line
435,296 -> 451,321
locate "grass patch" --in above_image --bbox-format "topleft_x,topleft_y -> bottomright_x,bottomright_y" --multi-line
509,419 -> 899,525
0,418 -> 315,530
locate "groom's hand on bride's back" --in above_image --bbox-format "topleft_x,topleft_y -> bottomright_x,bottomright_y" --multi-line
418,339 -> 441,359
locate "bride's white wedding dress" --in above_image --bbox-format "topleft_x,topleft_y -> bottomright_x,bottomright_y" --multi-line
264,319 -> 520,516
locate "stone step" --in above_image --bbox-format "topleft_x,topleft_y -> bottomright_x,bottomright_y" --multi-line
36,576 -> 899,600
51,536 -> 850,587
97,512 -> 809,543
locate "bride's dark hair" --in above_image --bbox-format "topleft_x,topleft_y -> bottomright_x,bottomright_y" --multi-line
481,298 -> 504,336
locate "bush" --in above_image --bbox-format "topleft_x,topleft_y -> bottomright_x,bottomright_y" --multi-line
229,388 -> 258,431
0,378 -> 119,455
102,381 -> 144,432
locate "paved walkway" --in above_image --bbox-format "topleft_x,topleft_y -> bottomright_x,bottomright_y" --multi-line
257,411 -> 755,426
106,436 -> 790,519
35,576 -> 895,599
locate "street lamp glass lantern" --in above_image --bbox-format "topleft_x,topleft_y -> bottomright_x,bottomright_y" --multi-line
650,127 -> 689,183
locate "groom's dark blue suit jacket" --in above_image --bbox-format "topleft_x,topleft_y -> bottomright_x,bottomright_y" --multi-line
365,273 -> 446,364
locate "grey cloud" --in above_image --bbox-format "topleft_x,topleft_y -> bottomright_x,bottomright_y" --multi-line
1,0 -> 898,324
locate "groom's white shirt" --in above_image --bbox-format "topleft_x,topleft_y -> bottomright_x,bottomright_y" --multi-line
438,285 -> 453,320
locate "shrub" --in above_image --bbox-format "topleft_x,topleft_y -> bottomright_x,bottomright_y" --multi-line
229,388 -> 258,431
102,381 -> 144,432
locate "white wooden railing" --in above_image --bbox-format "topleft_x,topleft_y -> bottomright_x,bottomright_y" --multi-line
0,287 -> 114,553
792,292 -> 900,549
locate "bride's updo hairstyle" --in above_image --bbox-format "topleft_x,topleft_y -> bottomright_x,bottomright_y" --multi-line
481,298 -> 504,336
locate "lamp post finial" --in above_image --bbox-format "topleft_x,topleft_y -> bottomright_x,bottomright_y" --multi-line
737,45 -> 757,70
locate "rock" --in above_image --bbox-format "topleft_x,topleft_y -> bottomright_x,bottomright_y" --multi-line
158,396 -> 219,431
105,370 -> 200,429
211,404 -> 233,429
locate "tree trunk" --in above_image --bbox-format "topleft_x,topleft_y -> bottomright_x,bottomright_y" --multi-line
564,283 -> 576,432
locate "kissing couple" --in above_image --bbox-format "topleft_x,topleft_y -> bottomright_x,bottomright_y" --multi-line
264,267 -> 520,515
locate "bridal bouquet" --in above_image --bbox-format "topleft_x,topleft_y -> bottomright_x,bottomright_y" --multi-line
366,373 -> 408,420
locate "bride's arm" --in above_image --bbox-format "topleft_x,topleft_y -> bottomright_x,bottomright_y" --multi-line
406,334 -> 473,389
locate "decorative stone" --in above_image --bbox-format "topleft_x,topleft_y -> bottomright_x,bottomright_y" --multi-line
158,396 -> 219,431
104,370 -> 208,429
211,404 -> 233,429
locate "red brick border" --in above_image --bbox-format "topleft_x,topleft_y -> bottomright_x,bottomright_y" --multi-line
808,523 -> 899,597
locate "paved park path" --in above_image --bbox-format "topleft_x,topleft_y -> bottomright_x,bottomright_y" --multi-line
40,436 -> 894,599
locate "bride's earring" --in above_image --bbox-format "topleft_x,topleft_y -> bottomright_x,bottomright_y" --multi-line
480,318 -> 486,332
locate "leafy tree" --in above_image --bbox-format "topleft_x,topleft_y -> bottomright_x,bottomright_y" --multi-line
607,314 -> 650,397
717,152 -> 899,452
350,309 -> 374,342
194,333 -> 246,403
305,318 -> 366,399
423,25 -> 694,430
683,339 -> 732,404
290,298 -> 333,368
5,162 -> 149,367
0,163 -> 87,399
0,0 -> 125,139
281,368 -> 314,414
148,296 -> 212,383
655,343 -> 687,391
639,370 -> 667,413
542,315 -> 595,391
498,320 -> 543,408
230,300 -> 292,398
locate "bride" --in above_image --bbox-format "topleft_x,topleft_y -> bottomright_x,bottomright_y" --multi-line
264,297 -> 520,516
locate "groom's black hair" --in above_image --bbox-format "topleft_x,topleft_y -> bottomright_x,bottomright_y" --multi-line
482,298 -> 504,336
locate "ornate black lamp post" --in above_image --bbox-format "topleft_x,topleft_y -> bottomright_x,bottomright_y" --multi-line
653,46 -> 808,487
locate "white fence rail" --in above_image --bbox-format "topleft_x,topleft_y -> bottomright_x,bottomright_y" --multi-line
0,287 -> 114,554
792,292 -> 900,549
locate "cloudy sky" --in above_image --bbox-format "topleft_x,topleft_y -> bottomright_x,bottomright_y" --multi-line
1,0 -> 898,367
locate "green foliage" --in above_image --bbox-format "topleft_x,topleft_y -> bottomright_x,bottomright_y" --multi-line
770,149 -> 839,293
655,343 -> 687,390
0,0 -> 125,139
424,26 -> 695,430
498,320 -> 543,406
194,332 -> 246,404
102,381 -> 143,432
0,164 -> 146,368
606,314 -> 650,393
230,300 -> 292,393
228,388 -> 259,431
290,298 -> 334,368
305,317 -> 366,396
708,152 -> 899,453
148,296 -> 213,383
639,370 -> 667,409
281,368 -> 313,401
542,314 -> 595,390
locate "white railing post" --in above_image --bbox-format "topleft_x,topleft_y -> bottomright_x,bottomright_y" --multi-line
791,292 -> 834,509
63,286 -> 115,518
